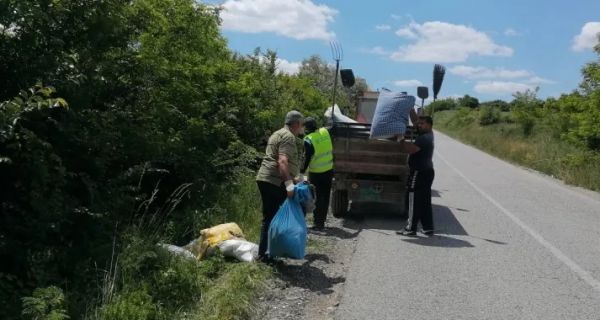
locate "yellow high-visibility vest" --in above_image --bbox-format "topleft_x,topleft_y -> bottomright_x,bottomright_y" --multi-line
305,128 -> 333,173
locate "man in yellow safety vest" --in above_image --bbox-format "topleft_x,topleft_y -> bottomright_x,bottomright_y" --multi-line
301,117 -> 333,231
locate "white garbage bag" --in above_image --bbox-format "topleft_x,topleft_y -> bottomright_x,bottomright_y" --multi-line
217,239 -> 259,262
158,243 -> 196,260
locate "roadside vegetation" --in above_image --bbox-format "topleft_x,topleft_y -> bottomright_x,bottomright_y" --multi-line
0,1 -> 367,319
429,42 -> 600,191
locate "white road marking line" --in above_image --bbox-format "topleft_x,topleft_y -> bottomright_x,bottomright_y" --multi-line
436,151 -> 600,294
434,131 -> 600,206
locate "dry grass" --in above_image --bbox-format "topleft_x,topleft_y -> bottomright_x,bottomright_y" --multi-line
435,110 -> 600,191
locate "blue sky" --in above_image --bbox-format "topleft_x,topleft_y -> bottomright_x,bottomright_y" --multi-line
210,0 -> 600,102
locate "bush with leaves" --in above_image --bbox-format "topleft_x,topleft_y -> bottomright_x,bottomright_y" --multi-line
21,286 -> 69,320
479,106 -> 501,125
427,98 -> 458,114
458,94 -> 480,109
510,88 -> 543,136
0,0 -> 337,319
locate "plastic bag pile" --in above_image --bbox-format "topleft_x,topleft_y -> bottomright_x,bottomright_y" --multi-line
267,183 -> 313,259
160,222 -> 259,262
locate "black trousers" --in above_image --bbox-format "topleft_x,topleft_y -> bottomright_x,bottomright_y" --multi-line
257,180 -> 287,258
308,170 -> 333,228
405,169 -> 435,232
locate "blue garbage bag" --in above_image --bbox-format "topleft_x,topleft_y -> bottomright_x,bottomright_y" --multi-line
267,184 -> 311,259
370,90 -> 416,139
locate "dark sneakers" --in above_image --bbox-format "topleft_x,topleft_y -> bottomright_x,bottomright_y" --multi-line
396,228 -> 417,236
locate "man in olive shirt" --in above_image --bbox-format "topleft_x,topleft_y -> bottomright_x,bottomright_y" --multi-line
256,110 -> 304,261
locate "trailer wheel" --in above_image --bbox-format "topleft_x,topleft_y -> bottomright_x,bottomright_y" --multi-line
332,190 -> 349,218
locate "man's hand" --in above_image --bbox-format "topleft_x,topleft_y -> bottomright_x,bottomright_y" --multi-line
401,140 -> 421,155
285,180 -> 295,198
295,174 -> 309,184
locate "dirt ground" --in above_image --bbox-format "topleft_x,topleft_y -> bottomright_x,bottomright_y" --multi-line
253,216 -> 363,320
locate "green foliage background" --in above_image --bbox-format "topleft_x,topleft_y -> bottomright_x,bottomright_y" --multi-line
431,39 -> 600,191
0,1 -> 361,319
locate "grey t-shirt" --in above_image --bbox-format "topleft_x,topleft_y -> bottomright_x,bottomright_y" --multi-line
408,132 -> 434,171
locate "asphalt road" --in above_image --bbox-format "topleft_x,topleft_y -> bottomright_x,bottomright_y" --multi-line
335,131 -> 600,320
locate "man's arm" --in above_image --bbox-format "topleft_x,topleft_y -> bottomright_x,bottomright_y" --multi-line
301,140 -> 314,174
278,153 -> 296,198
409,108 -> 418,126
401,141 -> 420,154
278,154 -> 293,181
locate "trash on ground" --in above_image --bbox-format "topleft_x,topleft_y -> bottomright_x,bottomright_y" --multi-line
157,243 -> 196,260
185,222 -> 245,259
217,239 -> 259,262
268,183 -> 313,259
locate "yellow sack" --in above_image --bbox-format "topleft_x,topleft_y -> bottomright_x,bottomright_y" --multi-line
185,223 -> 245,259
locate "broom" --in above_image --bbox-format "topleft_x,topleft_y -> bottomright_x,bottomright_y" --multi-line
432,64 -> 446,116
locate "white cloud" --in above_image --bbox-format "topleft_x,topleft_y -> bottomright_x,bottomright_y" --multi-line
389,21 -> 513,63
526,76 -> 555,84
391,14 -> 402,21
449,65 -> 531,79
474,81 -> 534,94
446,94 -> 464,100
395,25 -> 418,39
376,24 -> 391,31
364,46 -> 390,56
394,79 -> 423,87
572,22 -> 600,51
275,58 -> 301,75
258,56 -> 301,74
504,28 -> 520,37
220,0 -> 337,41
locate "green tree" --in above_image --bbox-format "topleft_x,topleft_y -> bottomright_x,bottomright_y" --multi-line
427,98 -> 458,113
298,55 -> 369,115
457,94 -> 480,109
480,99 -> 510,112
0,1 -> 334,319
511,87 -> 542,135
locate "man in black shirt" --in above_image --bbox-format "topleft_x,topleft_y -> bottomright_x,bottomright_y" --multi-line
397,116 -> 435,236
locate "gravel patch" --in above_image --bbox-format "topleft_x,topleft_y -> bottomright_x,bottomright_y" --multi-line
253,216 -> 362,320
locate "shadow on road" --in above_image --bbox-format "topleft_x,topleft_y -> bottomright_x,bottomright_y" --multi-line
341,204 -> 468,234
433,204 -> 468,236
314,226 -> 360,239
400,234 -> 474,248
275,260 -> 345,294
339,204 -> 507,246
304,253 -> 331,263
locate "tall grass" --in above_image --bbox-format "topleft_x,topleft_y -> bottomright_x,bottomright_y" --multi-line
435,110 -> 600,191
83,173 -> 269,320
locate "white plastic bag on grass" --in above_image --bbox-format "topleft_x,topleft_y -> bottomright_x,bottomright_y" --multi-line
217,239 -> 259,262
158,243 -> 196,260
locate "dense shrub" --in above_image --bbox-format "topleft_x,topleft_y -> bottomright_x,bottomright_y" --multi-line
479,106 -> 501,125
0,0 -> 344,318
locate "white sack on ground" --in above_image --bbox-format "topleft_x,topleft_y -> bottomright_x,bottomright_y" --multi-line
217,239 -> 259,262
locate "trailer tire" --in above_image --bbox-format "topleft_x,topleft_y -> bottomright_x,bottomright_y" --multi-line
332,190 -> 349,218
